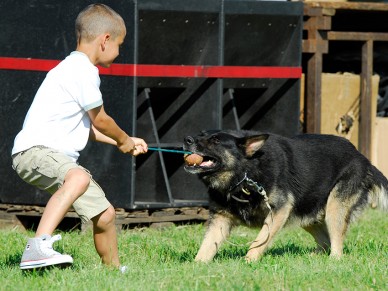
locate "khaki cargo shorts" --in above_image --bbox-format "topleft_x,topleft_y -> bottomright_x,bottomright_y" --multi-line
12,146 -> 111,223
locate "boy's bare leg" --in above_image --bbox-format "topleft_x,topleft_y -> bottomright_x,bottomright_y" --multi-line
91,206 -> 120,267
36,168 -> 91,236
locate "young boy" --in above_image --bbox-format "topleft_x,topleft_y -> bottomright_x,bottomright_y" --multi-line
11,4 -> 147,271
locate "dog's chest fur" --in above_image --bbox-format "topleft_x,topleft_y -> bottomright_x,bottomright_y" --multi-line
208,186 -> 271,227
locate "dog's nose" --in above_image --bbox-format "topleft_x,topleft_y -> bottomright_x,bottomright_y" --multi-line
184,136 -> 195,145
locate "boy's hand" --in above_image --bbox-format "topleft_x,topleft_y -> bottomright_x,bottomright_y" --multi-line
117,136 -> 148,156
129,137 -> 148,156
116,135 -> 135,153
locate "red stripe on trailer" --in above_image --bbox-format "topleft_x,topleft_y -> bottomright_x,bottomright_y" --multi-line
0,57 -> 301,78
0,57 -> 60,72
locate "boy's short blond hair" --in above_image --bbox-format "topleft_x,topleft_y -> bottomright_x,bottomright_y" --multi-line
75,4 -> 126,43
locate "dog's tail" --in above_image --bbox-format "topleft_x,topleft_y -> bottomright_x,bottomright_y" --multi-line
369,166 -> 388,211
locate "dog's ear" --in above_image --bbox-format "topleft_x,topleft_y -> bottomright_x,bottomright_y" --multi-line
241,134 -> 269,157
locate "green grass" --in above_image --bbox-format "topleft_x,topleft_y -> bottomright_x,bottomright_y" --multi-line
0,209 -> 386,291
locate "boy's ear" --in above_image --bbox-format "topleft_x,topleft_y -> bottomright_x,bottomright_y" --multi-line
101,34 -> 110,51
239,134 -> 269,157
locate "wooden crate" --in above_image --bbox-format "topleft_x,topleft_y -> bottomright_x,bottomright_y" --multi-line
372,117 -> 388,177
300,72 -> 379,150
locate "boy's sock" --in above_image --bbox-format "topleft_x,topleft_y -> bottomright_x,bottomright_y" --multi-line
20,234 -> 73,270
119,265 -> 128,274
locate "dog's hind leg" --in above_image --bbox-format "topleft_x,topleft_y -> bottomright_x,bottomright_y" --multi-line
245,203 -> 292,262
303,224 -> 330,253
325,187 -> 360,258
195,213 -> 233,263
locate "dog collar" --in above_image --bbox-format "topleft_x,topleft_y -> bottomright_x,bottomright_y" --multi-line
228,173 -> 270,210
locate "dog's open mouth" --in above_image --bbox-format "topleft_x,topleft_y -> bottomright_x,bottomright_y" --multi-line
183,153 -> 218,172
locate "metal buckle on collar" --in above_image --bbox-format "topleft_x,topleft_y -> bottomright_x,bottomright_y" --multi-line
229,173 -> 271,211
245,175 -> 266,197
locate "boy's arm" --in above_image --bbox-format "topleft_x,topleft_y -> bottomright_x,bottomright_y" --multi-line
88,105 -> 148,156
89,124 -> 117,146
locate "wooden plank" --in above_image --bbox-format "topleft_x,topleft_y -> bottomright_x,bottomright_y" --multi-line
151,209 -> 177,217
0,212 -> 26,230
116,214 -> 208,225
372,118 -> 388,178
0,204 -> 209,229
306,52 -> 323,133
328,31 -> 388,42
302,39 -> 329,54
302,8 -> 332,133
304,6 -> 336,16
305,2 -> 388,12
359,40 -> 374,159
304,16 -> 332,30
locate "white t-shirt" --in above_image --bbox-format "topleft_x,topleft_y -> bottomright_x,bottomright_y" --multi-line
12,51 -> 103,161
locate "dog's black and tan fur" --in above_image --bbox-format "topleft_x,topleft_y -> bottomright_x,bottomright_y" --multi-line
183,130 -> 388,262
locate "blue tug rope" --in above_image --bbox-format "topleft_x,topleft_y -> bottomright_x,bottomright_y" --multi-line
148,147 -> 192,154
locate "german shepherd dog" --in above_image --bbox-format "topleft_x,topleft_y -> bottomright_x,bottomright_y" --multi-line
183,130 -> 388,262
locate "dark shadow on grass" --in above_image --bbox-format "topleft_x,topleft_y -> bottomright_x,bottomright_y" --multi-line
142,242 -> 321,263
215,246 -> 249,260
213,243 -> 317,260
1,253 -> 50,277
21,263 -> 72,277
2,253 -> 23,268
157,248 -> 196,263
176,251 -> 196,263
266,243 -> 316,257
155,243 -> 318,263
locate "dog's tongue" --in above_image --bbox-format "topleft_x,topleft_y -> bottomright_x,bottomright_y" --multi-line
184,154 -> 203,166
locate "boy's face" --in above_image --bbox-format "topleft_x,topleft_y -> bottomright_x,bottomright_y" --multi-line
98,33 -> 125,68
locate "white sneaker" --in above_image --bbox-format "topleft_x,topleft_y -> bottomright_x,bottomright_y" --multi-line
20,234 -> 73,270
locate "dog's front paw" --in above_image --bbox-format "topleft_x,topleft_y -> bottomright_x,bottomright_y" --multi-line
245,250 -> 261,263
195,254 -> 213,263
329,253 -> 343,260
